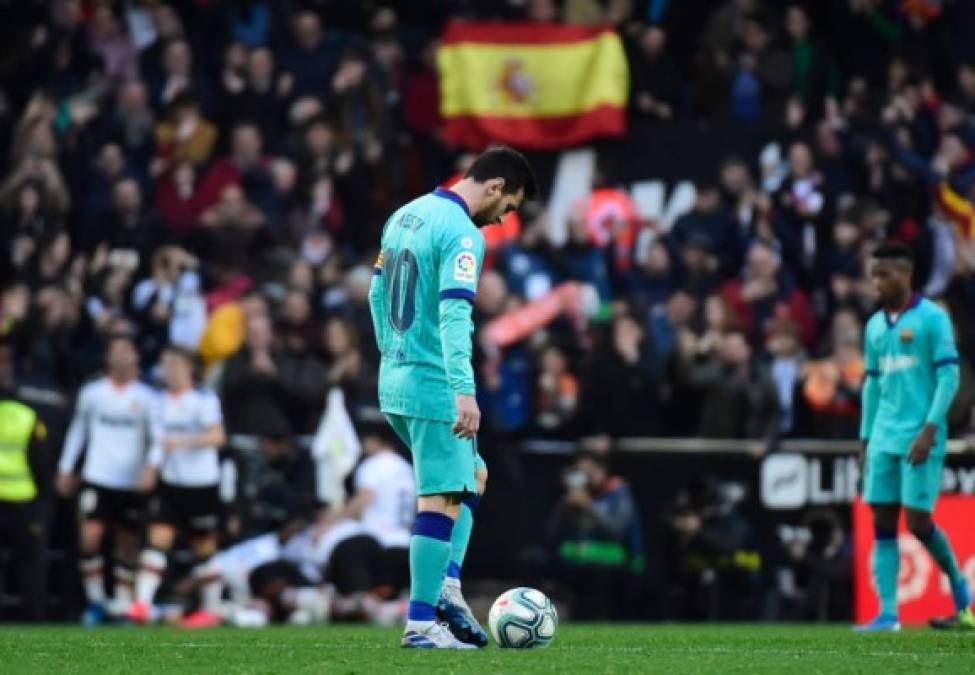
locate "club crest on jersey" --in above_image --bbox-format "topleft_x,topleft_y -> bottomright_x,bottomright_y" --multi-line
454,252 -> 476,282
900,328 -> 913,342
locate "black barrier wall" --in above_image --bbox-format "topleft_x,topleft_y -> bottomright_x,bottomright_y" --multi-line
464,440 -> 975,621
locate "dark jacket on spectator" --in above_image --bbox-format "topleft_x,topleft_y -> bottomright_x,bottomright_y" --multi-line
220,346 -> 324,439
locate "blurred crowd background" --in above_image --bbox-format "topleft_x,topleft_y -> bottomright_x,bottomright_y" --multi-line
2,0 -> 975,623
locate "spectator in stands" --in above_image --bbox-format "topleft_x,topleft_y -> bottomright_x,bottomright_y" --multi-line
96,179 -> 162,264
671,183 -> 742,278
498,215 -> 557,301
719,156 -> 761,234
535,343 -> 579,437
773,141 -> 833,278
109,81 -> 156,189
130,246 -> 205,363
88,4 -> 138,85
584,313 -> 660,437
560,214 -> 612,302
766,318 -> 807,436
219,312 -> 297,440
330,48 -> 389,165
677,234 -> 722,302
784,4 -> 831,109
321,316 -> 373,414
548,450 -> 644,620
138,4 -> 186,92
631,26 -> 679,123
78,143 -> 130,238
722,239 -> 817,349
627,239 -> 677,319
679,327 -> 780,445
800,309 -> 864,439
196,121 -> 271,216
281,11 -> 344,100
153,38 -> 212,113
221,46 -> 288,144
152,92 -> 218,181
2,181 -> 63,284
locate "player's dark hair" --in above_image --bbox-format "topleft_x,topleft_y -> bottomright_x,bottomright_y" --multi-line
162,343 -> 201,379
465,146 -> 538,200
872,241 -> 914,264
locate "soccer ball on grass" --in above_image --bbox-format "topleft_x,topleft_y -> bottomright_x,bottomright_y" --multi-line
487,587 -> 558,648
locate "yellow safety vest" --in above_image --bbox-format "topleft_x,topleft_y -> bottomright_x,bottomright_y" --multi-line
0,400 -> 39,502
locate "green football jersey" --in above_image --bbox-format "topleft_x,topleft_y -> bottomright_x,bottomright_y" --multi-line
368,188 -> 486,423
860,295 -> 960,455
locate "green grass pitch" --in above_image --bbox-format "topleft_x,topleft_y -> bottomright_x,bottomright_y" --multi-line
0,624 -> 973,674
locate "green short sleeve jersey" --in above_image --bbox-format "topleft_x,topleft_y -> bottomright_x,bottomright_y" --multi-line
369,188 -> 486,422
862,295 -> 960,455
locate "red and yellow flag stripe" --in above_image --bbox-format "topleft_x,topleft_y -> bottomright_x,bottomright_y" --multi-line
437,21 -> 629,150
935,182 -> 975,239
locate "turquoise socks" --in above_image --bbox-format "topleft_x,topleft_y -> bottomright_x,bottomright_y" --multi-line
408,511 -> 454,621
874,527 -> 899,618
446,495 -> 479,580
921,525 -> 969,611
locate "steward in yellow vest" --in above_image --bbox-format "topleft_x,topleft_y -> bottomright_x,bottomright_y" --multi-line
0,395 -> 48,620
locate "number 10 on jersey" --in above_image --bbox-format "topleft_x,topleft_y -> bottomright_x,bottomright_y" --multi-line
384,248 -> 418,333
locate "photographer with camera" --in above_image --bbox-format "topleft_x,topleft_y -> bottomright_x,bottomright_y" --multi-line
663,476 -> 761,621
547,450 -> 644,620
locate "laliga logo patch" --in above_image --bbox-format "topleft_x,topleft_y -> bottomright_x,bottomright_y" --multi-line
900,328 -> 913,343
454,252 -> 476,283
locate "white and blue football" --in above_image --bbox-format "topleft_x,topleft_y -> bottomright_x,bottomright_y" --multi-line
488,587 -> 558,649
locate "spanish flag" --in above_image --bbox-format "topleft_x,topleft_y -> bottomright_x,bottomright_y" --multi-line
438,21 -> 629,150
935,182 -> 975,239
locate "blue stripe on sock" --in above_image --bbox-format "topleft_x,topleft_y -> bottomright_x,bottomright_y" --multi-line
412,511 -> 454,541
445,561 -> 461,579
875,526 -> 897,541
462,495 -> 480,511
408,600 -> 436,622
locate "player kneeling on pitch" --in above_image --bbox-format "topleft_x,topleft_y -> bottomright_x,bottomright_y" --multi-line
369,146 -> 536,649
856,242 -> 973,632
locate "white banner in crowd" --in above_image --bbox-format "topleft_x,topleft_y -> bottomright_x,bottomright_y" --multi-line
311,388 -> 361,507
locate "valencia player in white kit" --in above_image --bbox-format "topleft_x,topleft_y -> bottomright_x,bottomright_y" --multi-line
57,335 -> 158,625
130,344 -> 226,623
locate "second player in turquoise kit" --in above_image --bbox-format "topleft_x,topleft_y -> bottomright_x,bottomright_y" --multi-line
857,242 -> 974,632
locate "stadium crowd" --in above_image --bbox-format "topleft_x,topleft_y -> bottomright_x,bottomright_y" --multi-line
2,0 -> 975,622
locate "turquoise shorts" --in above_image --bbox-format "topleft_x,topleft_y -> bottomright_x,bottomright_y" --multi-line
863,450 -> 945,512
384,413 -> 485,497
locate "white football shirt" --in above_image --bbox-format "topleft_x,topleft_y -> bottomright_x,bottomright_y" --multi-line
281,520 -> 369,582
59,377 -> 158,490
209,533 -> 281,603
152,387 -> 223,487
354,450 -> 415,548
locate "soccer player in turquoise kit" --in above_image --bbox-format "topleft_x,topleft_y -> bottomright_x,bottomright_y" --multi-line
856,242 -> 974,631
369,147 -> 536,648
